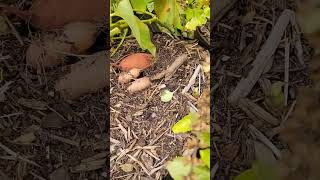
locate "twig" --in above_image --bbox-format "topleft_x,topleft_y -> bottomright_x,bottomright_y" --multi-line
151,54 -> 188,81
48,134 -> 79,147
210,163 -> 219,180
182,65 -> 201,94
284,38 -> 290,106
248,124 -> 281,159
127,154 -> 150,176
228,9 -> 294,104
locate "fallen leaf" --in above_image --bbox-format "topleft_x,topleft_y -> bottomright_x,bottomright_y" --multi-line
160,89 -> 174,102
119,163 -> 134,172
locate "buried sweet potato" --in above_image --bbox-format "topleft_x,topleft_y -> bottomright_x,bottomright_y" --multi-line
127,77 -> 152,93
117,53 -> 153,72
118,68 -> 141,84
55,51 -> 107,100
0,0 -> 106,30
26,21 -> 98,68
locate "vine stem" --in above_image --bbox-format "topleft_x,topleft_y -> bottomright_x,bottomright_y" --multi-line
111,28 -> 128,57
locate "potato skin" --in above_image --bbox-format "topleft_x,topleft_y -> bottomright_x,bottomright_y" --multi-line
127,77 -> 151,93
118,53 -> 153,72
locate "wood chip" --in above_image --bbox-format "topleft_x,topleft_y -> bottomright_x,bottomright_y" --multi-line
228,10 -> 294,104
70,159 -> 106,172
249,124 -> 281,159
17,98 -> 47,110
239,98 -> 279,126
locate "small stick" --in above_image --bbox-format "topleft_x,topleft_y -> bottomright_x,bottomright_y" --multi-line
211,163 -> 219,179
248,124 -> 281,159
151,54 -> 188,81
182,65 -> 201,94
284,38 -> 290,106
48,134 -> 79,147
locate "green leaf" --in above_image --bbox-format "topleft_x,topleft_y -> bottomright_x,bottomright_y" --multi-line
234,168 -> 257,180
130,0 -> 147,12
269,81 -> 285,108
172,114 -> 192,133
154,0 -> 183,32
192,165 -> 210,180
160,89 -> 174,102
115,0 -> 156,56
197,132 -> 210,147
146,1 -> 154,12
199,148 -> 210,168
166,157 -> 192,180
184,7 -> 209,31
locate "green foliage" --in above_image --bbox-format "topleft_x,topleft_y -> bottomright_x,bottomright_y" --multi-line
167,98 -> 210,179
166,157 -> 193,180
110,0 -> 210,56
114,0 -> 156,56
160,89 -> 174,102
234,161 -> 280,180
199,148 -> 210,168
172,113 -> 192,133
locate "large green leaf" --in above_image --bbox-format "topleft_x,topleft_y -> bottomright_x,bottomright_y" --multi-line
154,0 -> 183,33
172,113 -> 192,133
115,0 -> 156,56
130,0 -> 148,12
192,165 -> 210,180
166,157 -> 192,180
234,168 -> 257,180
199,148 -> 210,168
197,132 -> 210,147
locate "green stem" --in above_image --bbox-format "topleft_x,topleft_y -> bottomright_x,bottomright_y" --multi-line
111,28 -> 128,57
110,27 -> 121,37
110,17 -> 158,29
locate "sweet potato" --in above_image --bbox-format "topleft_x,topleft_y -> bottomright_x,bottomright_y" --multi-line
118,53 -> 153,72
127,77 -> 152,93
55,51 -> 107,100
26,21 -> 98,68
118,68 -> 141,84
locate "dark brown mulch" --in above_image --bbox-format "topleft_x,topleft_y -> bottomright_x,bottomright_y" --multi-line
212,0 -> 313,179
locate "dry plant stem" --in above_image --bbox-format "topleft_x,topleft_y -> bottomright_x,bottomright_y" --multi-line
211,162 -> 219,179
228,9 -> 294,104
151,54 -> 188,81
248,124 -> 281,159
182,64 -> 201,94
284,38 -> 290,106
